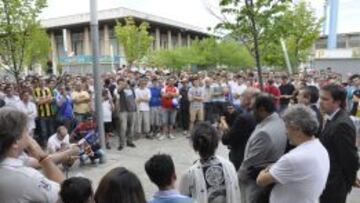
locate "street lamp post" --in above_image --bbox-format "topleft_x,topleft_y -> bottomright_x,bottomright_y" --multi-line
90,0 -> 106,149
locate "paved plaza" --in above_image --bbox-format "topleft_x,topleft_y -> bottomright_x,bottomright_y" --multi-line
67,134 -> 360,202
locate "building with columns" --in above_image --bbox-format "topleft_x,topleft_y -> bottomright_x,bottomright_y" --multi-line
41,7 -> 208,74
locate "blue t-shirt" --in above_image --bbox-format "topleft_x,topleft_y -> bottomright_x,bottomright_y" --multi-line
149,190 -> 194,203
149,86 -> 162,107
56,94 -> 73,119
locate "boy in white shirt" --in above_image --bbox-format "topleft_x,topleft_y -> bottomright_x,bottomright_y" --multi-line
135,78 -> 151,138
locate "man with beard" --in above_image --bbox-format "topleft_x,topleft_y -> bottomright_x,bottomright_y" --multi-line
238,93 -> 287,203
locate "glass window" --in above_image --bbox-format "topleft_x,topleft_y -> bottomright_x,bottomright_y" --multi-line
349,35 -> 360,48
71,32 -> 84,55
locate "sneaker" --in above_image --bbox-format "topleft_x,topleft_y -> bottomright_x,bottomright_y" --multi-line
117,146 -> 124,151
145,134 -> 153,140
127,142 -> 136,148
157,134 -> 166,141
155,133 -> 161,139
168,134 -> 176,139
183,130 -> 188,136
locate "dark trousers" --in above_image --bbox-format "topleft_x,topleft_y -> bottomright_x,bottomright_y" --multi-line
208,101 -> 226,124
320,180 -> 348,203
178,102 -> 190,130
204,102 -> 213,122
37,117 -> 55,146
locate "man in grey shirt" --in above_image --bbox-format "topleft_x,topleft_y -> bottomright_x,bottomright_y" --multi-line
238,94 -> 287,203
188,77 -> 205,131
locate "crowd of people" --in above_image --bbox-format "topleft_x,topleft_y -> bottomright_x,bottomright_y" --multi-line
0,66 -> 360,203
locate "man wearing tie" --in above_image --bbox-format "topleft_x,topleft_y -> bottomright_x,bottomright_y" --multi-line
319,84 -> 360,203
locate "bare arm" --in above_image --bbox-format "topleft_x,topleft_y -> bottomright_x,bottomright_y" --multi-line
25,136 -> 65,183
256,167 -> 276,187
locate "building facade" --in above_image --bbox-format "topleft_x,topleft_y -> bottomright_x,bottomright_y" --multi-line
312,32 -> 360,77
41,7 -> 208,74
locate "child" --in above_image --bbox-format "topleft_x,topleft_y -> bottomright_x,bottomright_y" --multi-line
70,115 -> 96,142
78,130 -> 105,166
59,177 -> 94,203
145,154 -> 194,203
102,89 -> 114,149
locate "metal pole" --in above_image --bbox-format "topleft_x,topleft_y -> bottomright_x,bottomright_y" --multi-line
280,38 -> 293,75
328,0 -> 339,49
90,0 -> 106,149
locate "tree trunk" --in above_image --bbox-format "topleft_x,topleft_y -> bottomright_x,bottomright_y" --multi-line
249,11 -> 263,90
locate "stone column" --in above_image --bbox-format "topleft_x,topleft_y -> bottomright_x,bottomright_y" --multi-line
155,28 -> 161,50
177,32 -> 182,47
103,24 -> 110,55
50,32 -> 58,75
167,30 -> 172,49
65,29 -> 72,55
187,34 -> 191,47
84,27 -> 91,55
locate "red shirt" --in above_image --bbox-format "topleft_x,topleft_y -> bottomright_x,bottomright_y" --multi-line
264,84 -> 280,106
161,86 -> 178,109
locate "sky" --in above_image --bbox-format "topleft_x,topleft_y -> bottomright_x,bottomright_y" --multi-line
40,0 -> 360,34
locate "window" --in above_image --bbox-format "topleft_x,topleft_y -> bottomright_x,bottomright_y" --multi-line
55,34 -> 65,58
349,35 -> 360,48
161,33 -> 168,49
71,32 -> 84,55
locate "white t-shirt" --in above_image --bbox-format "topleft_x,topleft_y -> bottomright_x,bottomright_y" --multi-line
4,95 -> 20,109
0,157 -> 60,203
102,100 -> 112,122
135,88 -> 151,111
16,101 -> 37,132
231,83 -> 247,106
47,133 -> 70,154
269,139 -> 330,203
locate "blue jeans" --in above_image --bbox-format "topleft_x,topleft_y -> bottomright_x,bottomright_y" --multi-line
80,149 -> 105,164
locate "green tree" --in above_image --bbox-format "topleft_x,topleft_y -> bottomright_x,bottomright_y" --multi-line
114,17 -> 154,66
282,1 -> 322,69
0,0 -> 47,82
24,23 -> 50,71
217,0 -> 291,89
218,40 -> 254,69
261,0 -> 322,70
146,38 -> 254,71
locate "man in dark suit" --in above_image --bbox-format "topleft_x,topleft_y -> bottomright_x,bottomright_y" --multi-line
319,84 -> 360,203
220,88 -> 258,170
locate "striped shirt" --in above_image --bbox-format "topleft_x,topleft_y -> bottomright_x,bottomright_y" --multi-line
33,87 -> 54,117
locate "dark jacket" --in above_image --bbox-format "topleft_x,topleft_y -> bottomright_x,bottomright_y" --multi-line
310,104 -> 323,137
350,101 -> 359,116
319,109 -> 359,203
117,88 -> 137,112
222,112 -> 256,170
